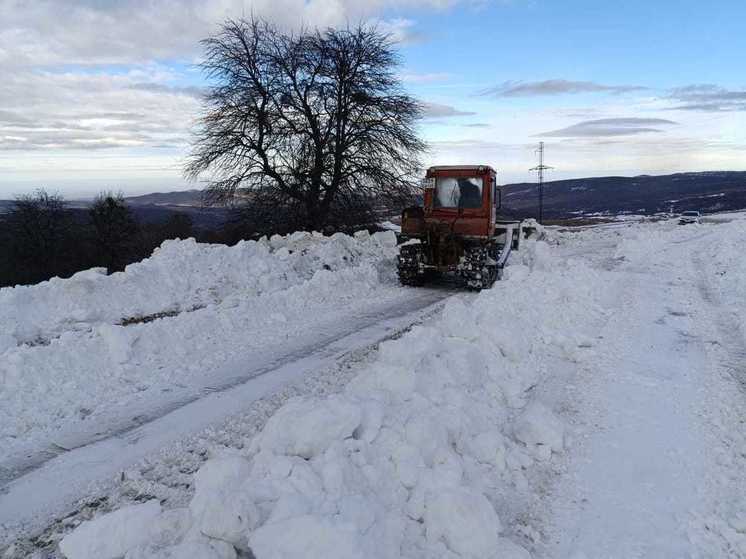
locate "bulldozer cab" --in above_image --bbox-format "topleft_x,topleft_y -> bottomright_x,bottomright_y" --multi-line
421,165 -> 499,239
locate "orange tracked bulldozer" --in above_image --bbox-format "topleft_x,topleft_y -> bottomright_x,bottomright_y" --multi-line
397,165 -> 522,289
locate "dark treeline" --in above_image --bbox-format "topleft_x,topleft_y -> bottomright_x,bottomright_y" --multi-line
216,194 -> 389,243
0,190 -> 213,288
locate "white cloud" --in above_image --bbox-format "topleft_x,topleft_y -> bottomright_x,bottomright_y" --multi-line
666,84 -> 746,112
0,0 -> 492,194
0,66 -> 198,195
0,70 -> 198,152
421,102 -> 476,118
540,118 -> 678,138
481,79 -> 647,98
0,0 -> 484,66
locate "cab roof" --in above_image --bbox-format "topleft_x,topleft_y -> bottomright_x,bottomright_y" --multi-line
427,165 -> 495,172
427,165 -> 495,175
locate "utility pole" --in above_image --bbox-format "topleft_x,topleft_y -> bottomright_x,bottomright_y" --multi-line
530,141 -> 553,224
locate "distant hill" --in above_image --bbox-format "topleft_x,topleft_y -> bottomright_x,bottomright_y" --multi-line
2,171 -> 745,224
125,190 -> 206,207
127,205 -> 231,228
121,191 -> 230,228
502,171 -> 746,219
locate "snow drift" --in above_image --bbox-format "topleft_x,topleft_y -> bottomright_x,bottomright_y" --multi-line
59,238 -> 605,559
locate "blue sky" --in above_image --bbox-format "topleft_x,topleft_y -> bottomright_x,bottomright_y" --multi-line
1,0 -> 744,197
403,1 -> 743,87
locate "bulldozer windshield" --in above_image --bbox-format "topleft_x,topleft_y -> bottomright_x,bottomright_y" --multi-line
433,177 -> 483,209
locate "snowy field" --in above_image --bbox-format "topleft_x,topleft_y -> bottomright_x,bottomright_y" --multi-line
2,214 -> 746,558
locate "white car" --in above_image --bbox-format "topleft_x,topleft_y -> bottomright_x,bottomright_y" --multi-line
678,211 -> 700,225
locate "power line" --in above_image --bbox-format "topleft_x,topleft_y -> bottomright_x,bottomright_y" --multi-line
529,141 -> 553,225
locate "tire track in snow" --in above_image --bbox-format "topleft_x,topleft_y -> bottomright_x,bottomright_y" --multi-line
0,288 -> 462,545
693,252 -> 746,391
686,237 -> 746,556
0,288 -> 457,486
540,225 -> 722,558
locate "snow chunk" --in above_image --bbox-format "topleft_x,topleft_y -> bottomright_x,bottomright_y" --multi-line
378,221 -> 401,234
251,395 -> 361,459
424,487 -> 502,557
353,229 -> 370,242
125,537 -> 236,559
59,500 -> 161,559
269,234 -> 286,250
97,324 -> 138,364
467,431 -> 507,471
496,537 -> 533,559
513,402 -> 565,460
372,230 -> 398,247
0,333 -> 15,354
190,456 -> 257,547
249,515 -> 364,559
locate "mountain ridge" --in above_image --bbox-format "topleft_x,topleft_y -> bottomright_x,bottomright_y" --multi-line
2,171 -> 745,224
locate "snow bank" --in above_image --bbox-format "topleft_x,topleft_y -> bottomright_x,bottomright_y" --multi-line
59,238 -> 605,559
0,230 -> 399,455
0,230 -> 398,347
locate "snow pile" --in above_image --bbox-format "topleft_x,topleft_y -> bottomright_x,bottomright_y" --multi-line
0,231 -> 399,456
520,218 -> 544,239
379,220 -> 402,233
0,230 -> 398,347
59,239 -> 605,559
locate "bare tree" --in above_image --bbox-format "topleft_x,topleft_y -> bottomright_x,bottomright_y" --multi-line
89,192 -> 139,273
6,190 -> 77,284
186,18 -> 425,232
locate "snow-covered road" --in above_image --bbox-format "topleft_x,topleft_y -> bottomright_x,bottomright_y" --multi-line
539,216 -> 746,558
0,288 -> 453,542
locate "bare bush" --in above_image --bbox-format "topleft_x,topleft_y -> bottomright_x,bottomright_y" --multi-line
4,190 -> 79,284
